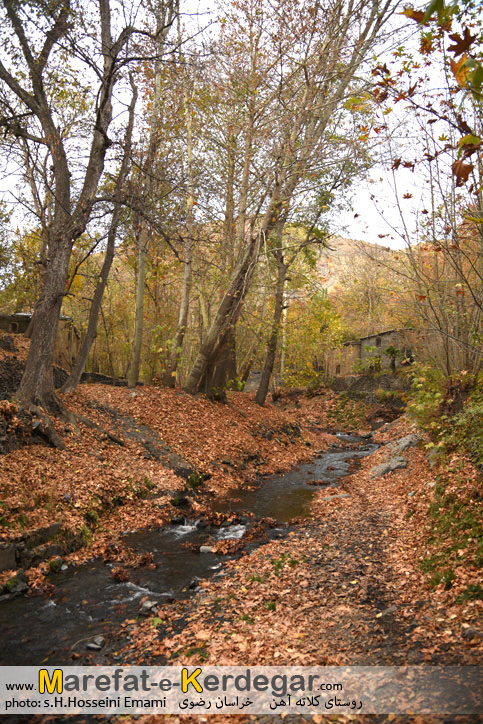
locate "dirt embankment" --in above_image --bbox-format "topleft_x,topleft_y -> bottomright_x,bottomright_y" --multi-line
0,329 -> 354,591
106,416 -> 481,724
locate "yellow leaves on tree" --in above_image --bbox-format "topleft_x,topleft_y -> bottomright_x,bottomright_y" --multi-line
450,54 -> 471,89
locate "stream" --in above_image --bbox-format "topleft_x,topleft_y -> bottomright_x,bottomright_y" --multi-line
0,434 -> 378,665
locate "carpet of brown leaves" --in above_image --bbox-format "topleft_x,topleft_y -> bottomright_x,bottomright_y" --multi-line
107,419 -> 481,724
0,332 -> 335,591
1,332 -> 481,724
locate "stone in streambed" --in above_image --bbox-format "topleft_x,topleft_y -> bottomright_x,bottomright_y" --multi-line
170,516 -> 185,525
199,545 -> 215,554
369,457 -> 407,478
387,434 -> 421,455
139,600 -> 158,616
86,635 -> 105,651
1,569 -> 28,596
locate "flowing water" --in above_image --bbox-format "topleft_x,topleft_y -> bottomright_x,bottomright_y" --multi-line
0,435 -> 377,665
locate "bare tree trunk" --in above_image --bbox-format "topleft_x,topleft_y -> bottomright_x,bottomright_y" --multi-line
223,121 -> 237,265
126,2 -> 179,388
199,325 -> 237,401
163,65 -> 195,386
128,227 -> 148,388
280,290 -> 287,378
193,113 -> 240,397
61,82 -> 137,393
183,228 -> 263,394
16,237 -> 72,413
184,66 -> 261,397
256,242 -> 287,406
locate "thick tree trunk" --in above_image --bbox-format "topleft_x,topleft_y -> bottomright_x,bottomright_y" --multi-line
199,326 -> 237,401
15,237 -> 72,414
280,296 -> 287,378
184,230 -> 261,394
256,247 -> 286,406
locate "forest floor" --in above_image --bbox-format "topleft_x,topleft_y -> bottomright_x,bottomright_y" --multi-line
0,329 -> 360,590
0,331 -> 481,724
104,417 -> 482,724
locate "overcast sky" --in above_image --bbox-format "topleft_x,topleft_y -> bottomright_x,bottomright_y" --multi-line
190,0 -> 432,250
0,0 -> 441,253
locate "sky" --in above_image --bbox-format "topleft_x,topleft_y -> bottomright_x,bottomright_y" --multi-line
0,0 -> 447,254
181,0 -> 438,251
338,165 -> 429,249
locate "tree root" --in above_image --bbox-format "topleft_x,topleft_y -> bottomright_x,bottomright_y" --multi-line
75,414 -> 125,446
11,403 -> 124,453
28,404 -> 66,450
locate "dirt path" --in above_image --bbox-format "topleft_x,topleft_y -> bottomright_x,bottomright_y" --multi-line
104,417 -> 481,724
5,412 -> 482,724
115,419 -> 480,670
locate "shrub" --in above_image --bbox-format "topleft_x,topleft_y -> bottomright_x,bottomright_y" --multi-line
445,383 -> 483,469
408,367 -> 482,468
353,356 -> 382,374
406,363 -> 445,432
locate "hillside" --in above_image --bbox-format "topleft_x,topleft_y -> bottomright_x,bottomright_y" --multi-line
316,235 -> 399,295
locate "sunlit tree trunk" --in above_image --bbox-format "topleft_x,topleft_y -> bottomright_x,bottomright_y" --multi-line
127,3 -> 178,387
256,227 -> 287,406
164,66 -> 195,386
62,83 -> 137,392
128,227 -> 148,387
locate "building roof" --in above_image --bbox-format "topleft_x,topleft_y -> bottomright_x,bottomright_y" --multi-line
344,328 -> 413,345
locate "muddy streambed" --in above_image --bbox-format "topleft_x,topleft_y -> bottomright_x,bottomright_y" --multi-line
0,435 -> 378,665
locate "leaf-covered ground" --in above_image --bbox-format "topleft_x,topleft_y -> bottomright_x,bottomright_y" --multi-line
0,331 -> 338,590
0,332 -> 481,724
104,421 -> 482,724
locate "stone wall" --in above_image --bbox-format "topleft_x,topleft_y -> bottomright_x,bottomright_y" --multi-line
325,329 -> 419,377
0,314 -> 80,370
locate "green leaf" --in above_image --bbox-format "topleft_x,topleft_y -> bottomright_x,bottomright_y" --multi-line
423,0 -> 448,23
469,64 -> 483,97
457,133 -> 481,158
458,134 -> 481,148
